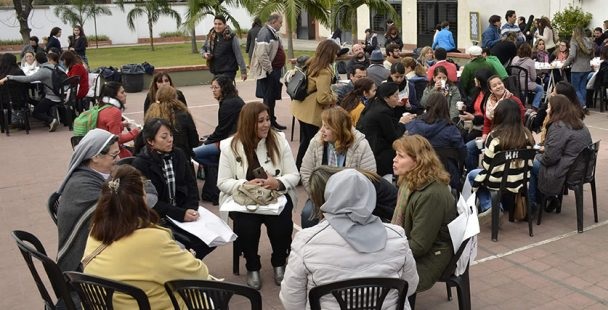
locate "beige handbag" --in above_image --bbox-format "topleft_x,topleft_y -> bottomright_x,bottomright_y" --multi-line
232,183 -> 280,206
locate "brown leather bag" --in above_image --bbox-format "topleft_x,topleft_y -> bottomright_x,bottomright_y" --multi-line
514,193 -> 527,221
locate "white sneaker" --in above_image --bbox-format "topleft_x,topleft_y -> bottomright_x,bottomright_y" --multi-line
49,119 -> 59,132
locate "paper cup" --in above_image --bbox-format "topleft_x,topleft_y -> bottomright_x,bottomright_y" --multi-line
456,101 -> 465,111
475,138 -> 484,150
440,80 -> 446,89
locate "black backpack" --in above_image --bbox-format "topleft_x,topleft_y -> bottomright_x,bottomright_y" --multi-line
43,65 -> 68,97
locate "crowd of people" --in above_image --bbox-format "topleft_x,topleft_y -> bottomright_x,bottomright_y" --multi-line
6,10 -> 601,310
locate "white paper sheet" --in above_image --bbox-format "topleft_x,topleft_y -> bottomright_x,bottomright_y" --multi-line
167,206 -> 237,247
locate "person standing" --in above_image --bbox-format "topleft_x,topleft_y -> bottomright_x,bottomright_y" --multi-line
564,26 -> 594,112
46,27 -> 63,54
251,13 -> 287,130
432,21 -> 457,52
501,10 -> 525,45
482,15 -> 502,49
246,17 -> 262,62
68,25 -> 88,67
20,36 -> 44,59
202,15 -> 247,82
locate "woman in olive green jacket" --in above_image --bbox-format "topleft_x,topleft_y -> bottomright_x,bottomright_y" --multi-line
392,135 -> 457,292
292,40 -> 339,168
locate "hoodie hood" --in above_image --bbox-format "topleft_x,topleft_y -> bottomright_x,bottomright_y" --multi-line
321,169 -> 387,253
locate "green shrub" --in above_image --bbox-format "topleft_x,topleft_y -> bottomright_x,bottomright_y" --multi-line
552,5 -> 593,40
159,31 -> 187,38
90,35 -> 110,41
0,39 -> 24,46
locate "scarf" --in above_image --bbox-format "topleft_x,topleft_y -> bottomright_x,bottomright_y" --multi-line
101,97 -> 122,109
207,26 -> 234,54
326,143 -> 345,167
486,89 -> 514,120
160,152 -> 176,206
391,185 -> 411,228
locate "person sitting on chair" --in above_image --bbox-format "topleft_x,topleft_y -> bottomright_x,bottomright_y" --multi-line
82,165 -> 209,310
280,169 -> 418,310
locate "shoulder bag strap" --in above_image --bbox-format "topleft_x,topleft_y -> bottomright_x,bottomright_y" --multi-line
81,243 -> 109,269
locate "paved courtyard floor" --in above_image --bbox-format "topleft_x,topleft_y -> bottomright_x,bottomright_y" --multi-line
1,79 -> 608,309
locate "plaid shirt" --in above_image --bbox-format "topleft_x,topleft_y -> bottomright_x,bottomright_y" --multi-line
161,154 -> 176,206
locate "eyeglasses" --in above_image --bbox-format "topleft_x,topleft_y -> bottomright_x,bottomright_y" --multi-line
211,86 -> 221,90
101,151 -> 120,160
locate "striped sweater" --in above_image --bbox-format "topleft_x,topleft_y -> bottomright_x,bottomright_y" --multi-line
473,133 -> 533,192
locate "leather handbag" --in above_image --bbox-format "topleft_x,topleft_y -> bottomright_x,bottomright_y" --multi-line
232,183 -> 279,206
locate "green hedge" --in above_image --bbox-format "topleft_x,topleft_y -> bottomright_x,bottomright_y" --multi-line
0,39 -> 24,46
159,31 -> 187,38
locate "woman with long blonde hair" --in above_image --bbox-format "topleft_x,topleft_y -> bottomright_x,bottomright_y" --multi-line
564,26 -> 594,111
391,135 -> 456,292
145,85 -> 199,159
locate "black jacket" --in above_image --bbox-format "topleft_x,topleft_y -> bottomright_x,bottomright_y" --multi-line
69,35 -> 88,56
143,89 -> 187,114
246,25 -> 262,59
132,147 -> 199,222
46,36 -> 62,53
490,40 -> 517,65
173,109 -> 200,158
206,95 -> 244,144
356,100 -> 405,175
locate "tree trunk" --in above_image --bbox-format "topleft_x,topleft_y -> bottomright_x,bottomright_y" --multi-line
93,14 -> 99,48
350,12 -> 358,44
286,15 -> 295,61
13,0 -> 33,44
191,27 -> 197,53
148,19 -> 155,51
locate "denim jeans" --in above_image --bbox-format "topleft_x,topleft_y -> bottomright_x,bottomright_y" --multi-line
467,169 -> 491,212
570,71 -> 591,107
192,143 -> 220,166
465,139 -> 481,172
528,159 -> 541,204
532,84 -> 544,109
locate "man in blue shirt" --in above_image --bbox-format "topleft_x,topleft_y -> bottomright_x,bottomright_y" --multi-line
482,15 -> 502,49
501,10 -> 525,45
432,21 -> 457,52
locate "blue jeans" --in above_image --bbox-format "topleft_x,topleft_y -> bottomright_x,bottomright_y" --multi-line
528,159 -> 541,204
532,84 -> 544,109
465,139 -> 481,172
570,71 -> 591,107
192,143 -> 220,166
467,169 -> 491,212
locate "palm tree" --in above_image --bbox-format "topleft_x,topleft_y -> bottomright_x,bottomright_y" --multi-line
53,0 -> 112,48
122,0 -> 182,51
332,0 -> 398,43
254,0 -> 332,59
184,0 -> 245,54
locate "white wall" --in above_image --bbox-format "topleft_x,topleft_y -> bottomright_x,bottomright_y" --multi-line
0,4 -> 253,44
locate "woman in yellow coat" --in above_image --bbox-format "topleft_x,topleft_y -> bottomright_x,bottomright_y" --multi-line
82,165 -> 209,310
292,40 -> 340,169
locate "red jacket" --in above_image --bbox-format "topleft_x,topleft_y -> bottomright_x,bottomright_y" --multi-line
68,64 -> 89,99
96,106 -> 140,158
482,95 -> 526,135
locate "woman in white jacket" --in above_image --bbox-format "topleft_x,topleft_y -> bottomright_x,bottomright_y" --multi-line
300,106 -> 377,227
280,169 -> 418,310
217,101 -> 300,290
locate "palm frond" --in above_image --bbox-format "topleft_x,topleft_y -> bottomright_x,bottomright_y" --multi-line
159,7 -> 182,27
126,7 -> 145,30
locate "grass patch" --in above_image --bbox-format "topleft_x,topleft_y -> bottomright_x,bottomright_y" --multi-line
159,31 -> 187,38
86,42 -> 315,69
0,39 -> 24,46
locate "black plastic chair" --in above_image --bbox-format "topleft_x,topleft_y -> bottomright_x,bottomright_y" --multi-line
437,238 -> 472,310
308,277 -> 408,310
506,65 -> 532,105
164,279 -> 262,310
0,80 -> 31,135
59,76 -> 80,130
478,148 -> 537,241
537,141 -> 600,232
65,271 -> 151,310
116,156 -> 135,166
48,191 -> 61,225
11,230 -> 77,310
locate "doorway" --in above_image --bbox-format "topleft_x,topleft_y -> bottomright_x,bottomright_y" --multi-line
417,0 -> 458,48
